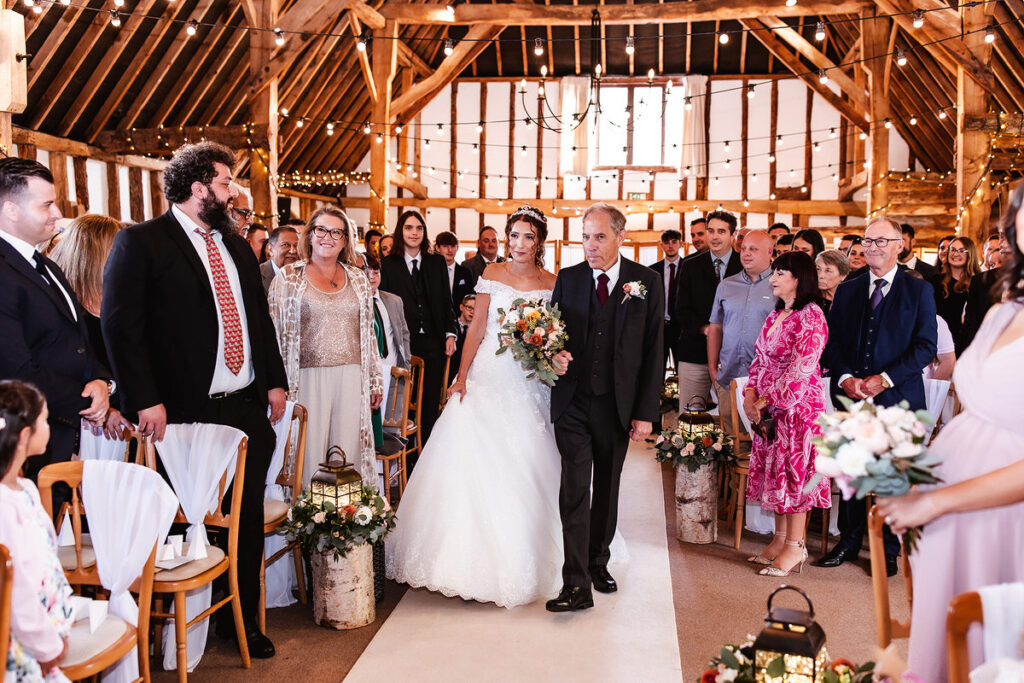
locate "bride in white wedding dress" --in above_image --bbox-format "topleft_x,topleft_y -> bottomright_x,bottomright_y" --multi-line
386,206 -> 624,608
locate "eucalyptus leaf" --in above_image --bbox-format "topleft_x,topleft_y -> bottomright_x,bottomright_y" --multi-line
766,655 -> 786,678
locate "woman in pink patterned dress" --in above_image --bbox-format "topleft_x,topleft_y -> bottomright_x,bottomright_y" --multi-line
742,251 -> 831,577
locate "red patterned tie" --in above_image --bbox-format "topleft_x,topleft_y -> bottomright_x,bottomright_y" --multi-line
195,229 -> 244,375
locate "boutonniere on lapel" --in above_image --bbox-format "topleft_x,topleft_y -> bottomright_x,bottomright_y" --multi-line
621,281 -> 647,304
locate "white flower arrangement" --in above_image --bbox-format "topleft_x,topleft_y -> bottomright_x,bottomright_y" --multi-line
620,280 -> 648,303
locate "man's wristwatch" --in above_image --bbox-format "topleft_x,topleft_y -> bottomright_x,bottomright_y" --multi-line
105,379 -> 117,396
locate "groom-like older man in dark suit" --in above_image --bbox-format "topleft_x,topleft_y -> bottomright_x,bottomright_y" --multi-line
546,203 -> 664,612
817,216 -> 937,577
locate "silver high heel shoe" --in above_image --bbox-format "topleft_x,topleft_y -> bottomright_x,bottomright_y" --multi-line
758,540 -> 808,577
746,533 -> 786,565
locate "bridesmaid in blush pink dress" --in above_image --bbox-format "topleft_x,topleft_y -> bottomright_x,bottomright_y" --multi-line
743,251 -> 831,577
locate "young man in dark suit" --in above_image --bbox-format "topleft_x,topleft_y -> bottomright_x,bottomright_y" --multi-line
817,217 -> 937,577
102,142 -> 288,658
546,203 -> 663,612
674,210 -> 742,412
649,229 -> 683,371
0,157 -> 112,478
434,230 -> 476,311
378,210 -> 457,444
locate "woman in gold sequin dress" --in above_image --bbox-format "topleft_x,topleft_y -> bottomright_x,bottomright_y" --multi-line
268,207 -> 382,487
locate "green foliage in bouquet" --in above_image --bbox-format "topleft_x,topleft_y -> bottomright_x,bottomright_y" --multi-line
655,424 -> 735,472
699,639 -> 874,683
660,376 -> 680,414
281,485 -> 396,561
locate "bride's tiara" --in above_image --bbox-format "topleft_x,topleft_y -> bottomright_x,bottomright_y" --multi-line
509,204 -> 547,226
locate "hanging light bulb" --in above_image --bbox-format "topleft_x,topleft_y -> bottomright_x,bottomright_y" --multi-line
665,79 -> 672,94
859,131 -> 867,140
818,69 -> 829,84
437,123 -> 444,135
785,0 -> 797,6
477,121 -> 484,133
684,96 -> 692,111
280,107 -> 289,116
815,21 -> 825,42
395,124 -> 403,134
23,0 -> 34,6
521,146 -> 527,157
884,118 -> 892,129
326,122 -> 334,135
295,118 -> 304,128
625,36 -> 635,55
984,26 -> 995,43
768,154 -> 776,163
113,0 -> 124,6
375,134 -> 383,144
718,31 -> 729,45
445,3 -> 455,17
595,63 -> 603,78
647,67 -> 655,81
524,117 -> 532,129
519,78 -> 528,93
939,110 -> 948,120
274,28 -> 285,47
752,173 -> 758,181
913,10 -> 924,28
534,37 -> 545,56
444,39 -> 454,56
910,115 -> 918,125
357,35 -> 367,52
813,142 -> 821,152
789,168 -> 796,177
724,159 -> 731,169
829,127 -> 837,138
363,121 -> 371,134
896,49 -> 907,67
723,140 -> 731,152
832,171 -> 839,180
425,139 -> 431,149
746,85 -> 755,99
185,18 -> 198,35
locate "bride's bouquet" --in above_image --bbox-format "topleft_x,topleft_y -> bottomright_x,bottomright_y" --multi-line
807,397 -> 940,550
495,297 -> 568,387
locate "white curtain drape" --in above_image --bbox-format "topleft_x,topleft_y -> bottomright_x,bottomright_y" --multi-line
264,402 -> 298,609
681,74 -> 709,178
78,425 -> 128,462
156,423 -> 244,672
560,76 -> 590,176
978,583 -> 1024,663
81,460 -> 178,683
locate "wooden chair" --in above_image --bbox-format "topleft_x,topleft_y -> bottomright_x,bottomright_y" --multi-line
947,591 -> 983,683
0,545 -> 12,676
38,461 -> 158,683
377,365 -> 415,505
142,436 -> 250,682
405,356 -> 425,462
259,403 -> 308,633
867,503 -> 914,648
438,356 -> 452,413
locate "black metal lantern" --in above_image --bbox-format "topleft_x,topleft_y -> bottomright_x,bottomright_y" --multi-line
753,585 -> 830,683
680,395 -> 717,439
310,446 -> 364,508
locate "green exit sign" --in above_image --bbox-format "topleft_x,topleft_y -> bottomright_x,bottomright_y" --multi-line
628,192 -> 646,200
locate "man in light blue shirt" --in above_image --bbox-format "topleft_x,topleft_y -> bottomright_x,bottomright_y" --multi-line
707,230 -> 776,434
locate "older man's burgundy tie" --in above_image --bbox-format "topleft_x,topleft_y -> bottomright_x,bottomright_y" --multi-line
596,273 -> 609,305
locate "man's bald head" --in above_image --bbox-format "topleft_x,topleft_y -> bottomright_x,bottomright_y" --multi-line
739,229 -> 773,276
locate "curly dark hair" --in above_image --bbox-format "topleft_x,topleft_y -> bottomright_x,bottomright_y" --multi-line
999,184 -> 1024,303
162,142 -> 237,204
771,250 -> 822,312
0,380 -> 46,480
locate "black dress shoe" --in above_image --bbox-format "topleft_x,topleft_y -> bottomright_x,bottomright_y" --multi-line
813,544 -> 855,568
591,567 -> 617,594
885,555 -> 899,578
545,586 -> 594,612
215,618 -> 276,659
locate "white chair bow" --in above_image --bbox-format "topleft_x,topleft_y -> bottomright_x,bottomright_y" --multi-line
78,424 -> 130,462
978,583 -> 1024,666
923,378 -> 951,440
155,423 -> 244,672
264,402 -> 298,609
80,460 -> 178,683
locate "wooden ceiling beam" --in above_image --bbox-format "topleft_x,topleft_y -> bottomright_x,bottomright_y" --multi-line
111,0 -> 235,135
278,14 -> 350,105
13,126 -> 167,171
397,40 -> 432,77
25,2 -> 88,90
304,98 -> 372,172
95,124 -> 270,154
391,24 -> 504,117
756,15 -> 868,113
174,35 -> 249,126
381,0 -> 870,25
740,18 -> 869,131
349,13 -> 378,103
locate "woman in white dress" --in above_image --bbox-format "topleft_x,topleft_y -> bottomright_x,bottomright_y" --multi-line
386,206 -> 619,608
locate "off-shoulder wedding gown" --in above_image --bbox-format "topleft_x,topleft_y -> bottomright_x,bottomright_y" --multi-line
386,278 -> 625,608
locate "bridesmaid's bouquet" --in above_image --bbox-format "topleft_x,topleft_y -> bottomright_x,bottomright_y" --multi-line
807,397 -> 940,550
495,297 -> 568,387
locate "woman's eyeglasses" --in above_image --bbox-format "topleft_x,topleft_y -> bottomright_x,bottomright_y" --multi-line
312,226 -> 345,240
948,247 -> 969,255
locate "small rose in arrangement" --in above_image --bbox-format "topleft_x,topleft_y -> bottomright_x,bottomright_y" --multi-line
495,297 -> 568,387
806,397 -> 939,551
282,485 -> 396,560
655,422 -> 734,472
621,280 -> 647,303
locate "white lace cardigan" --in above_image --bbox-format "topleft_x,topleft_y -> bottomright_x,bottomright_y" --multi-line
267,260 -> 382,486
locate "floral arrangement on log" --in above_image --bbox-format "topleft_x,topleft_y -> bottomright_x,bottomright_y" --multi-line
700,637 -> 874,683
654,423 -> 734,472
495,297 -> 568,386
806,397 -> 939,550
660,376 -> 680,414
282,486 -> 396,560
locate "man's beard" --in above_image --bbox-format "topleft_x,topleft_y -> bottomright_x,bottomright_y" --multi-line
899,247 -> 912,261
198,193 -> 236,235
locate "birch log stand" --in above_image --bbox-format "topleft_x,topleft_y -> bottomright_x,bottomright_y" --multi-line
310,544 -> 375,629
675,463 -> 718,544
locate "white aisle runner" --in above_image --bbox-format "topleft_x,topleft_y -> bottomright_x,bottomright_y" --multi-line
345,442 -> 682,682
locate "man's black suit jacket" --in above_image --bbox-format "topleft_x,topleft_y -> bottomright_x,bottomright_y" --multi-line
101,211 -> 288,421
823,268 -> 937,411
378,251 -> 457,345
550,258 -> 664,430
461,254 -> 504,280
450,262 -> 476,311
649,258 -> 680,325
673,249 -> 742,364
0,238 -> 109,461
908,258 -> 938,281
960,269 -> 1000,352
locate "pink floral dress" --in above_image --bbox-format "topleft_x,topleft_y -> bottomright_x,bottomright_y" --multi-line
746,303 -> 831,514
